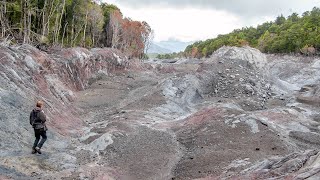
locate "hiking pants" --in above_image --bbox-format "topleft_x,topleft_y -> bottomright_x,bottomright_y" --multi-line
33,129 -> 47,149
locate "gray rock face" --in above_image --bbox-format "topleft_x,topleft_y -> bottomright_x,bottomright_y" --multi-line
1,45 -> 320,179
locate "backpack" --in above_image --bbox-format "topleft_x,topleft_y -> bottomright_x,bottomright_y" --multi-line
30,110 -> 44,129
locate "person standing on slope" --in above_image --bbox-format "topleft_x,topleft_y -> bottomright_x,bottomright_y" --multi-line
29,101 -> 48,154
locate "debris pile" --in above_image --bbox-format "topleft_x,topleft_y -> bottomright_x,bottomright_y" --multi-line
198,46 -> 271,110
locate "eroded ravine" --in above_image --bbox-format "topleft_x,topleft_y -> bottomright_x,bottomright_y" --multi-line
2,45 -> 320,179
71,47 -> 320,179
72,53 -> 288,179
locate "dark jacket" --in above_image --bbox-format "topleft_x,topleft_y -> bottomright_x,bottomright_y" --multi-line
30,107 -> 47,130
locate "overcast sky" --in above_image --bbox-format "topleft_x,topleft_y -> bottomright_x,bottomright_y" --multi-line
104,0 -> 319,42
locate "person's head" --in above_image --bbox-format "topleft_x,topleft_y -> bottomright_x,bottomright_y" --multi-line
36,101 -> 44,109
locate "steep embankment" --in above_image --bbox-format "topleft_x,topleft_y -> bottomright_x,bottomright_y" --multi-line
1,45 -> 320,179
0,44 -> 128,179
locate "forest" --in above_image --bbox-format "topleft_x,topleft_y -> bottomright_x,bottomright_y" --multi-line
179,7 -> 320,59
0,0 -> 152,58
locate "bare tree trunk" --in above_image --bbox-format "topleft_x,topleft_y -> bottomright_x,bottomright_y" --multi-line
53,13 -> 59,44
111,14 -> 121,49
42,0 -> 56,41
145,30 -> 154,54
41,0 -> 48,37
71,15 -> 74,45
36,2 -> 40,34
0,1 -> 5,38
83,10 -> 88,46
72,24 -> 85,46
55,0 -> 65,44
62,22 -> 68,46
91,27 -> 95,47
19,0 -> 23,38
23,0 -> 28,43
27,0 -> 31,43
92,33 -> 95,46
1,1 -> 6,38
21,0 -> 31,44
66,29 -> 69,46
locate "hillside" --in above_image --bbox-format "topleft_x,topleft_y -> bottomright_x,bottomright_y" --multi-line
185,7 -> 320,58
147,43 -> 172,54
155,40 -> 193,53
1,44 -> 320,179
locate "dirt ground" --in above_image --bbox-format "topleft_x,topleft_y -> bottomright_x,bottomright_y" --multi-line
72,62 -> 291,179
69,48 -> 320,179
2,46 -> 320,179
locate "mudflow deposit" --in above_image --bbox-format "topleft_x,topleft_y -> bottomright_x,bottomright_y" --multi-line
1,44 -> 320,179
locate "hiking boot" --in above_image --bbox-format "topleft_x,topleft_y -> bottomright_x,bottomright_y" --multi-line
35,147 -> 42,154
31,148 -> 37,154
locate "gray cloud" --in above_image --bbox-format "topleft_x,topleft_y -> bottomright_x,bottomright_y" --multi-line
112,0 -> 319,17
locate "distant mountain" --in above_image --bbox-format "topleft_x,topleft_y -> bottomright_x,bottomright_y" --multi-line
147,43 -> 172,54
154,40 -> 193,53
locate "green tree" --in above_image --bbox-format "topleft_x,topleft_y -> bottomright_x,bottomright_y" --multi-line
184,6 -> 320,57
275,15 -> 286,25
